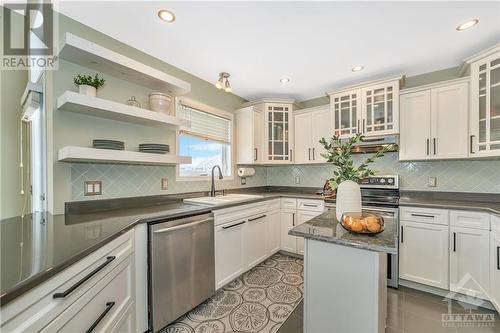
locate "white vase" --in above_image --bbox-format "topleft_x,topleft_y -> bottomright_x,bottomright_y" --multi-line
78,85 -> 97,97
336,180 -> 362,221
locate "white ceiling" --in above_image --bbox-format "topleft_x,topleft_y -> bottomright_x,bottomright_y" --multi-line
56,1 -> 500,101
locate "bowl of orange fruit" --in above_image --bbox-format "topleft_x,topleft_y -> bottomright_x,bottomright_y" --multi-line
340,212 -> 384,235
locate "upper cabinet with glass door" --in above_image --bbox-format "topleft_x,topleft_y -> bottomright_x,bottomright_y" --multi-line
467,44 -> 500,157
265,103 -> 297,164
328,76 -> 401,138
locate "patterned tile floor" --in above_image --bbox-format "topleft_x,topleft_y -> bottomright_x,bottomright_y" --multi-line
163,253 -> 303,333
276,286 -> 500,333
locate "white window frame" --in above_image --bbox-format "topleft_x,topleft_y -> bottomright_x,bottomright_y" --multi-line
175,97 -> 235,181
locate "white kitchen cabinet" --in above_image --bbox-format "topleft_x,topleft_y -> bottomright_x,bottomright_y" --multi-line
467,45 -> 500,157
400,79 -> 469,161
215,219 -> 246,289
296,210 -> 323,255
280,209 -> 297,253
235,105 -> 263,164
265,103 -> 294,163
245,213 -> 269,269
450,226 -> 490,299
329,76 -> 400,139
266,209 -> 281,255
490,217 -> 500,312
294,106 -> 331,164
399,220 -> 449,289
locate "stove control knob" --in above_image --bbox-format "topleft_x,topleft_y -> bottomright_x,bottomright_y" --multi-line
388,178 -> 394,184
380,179 -> 386,184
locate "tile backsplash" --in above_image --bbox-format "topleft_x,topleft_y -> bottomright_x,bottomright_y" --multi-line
267,153 -> 500,194
71,163 -> 267,201
71,153 -> 500,201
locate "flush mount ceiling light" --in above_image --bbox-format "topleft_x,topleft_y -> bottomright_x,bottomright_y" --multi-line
158,9 -> 176,23
215,72 -> 232,93
280,78 -> 290,83
352,65 -> 364,72
456,19 -> 479,31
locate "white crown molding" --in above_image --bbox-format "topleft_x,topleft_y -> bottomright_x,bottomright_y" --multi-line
327,74 -> 404,96
240,98 -> 303,109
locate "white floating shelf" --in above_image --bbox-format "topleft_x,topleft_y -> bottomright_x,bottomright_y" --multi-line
58,146 -> 192,166
58,33 -> 191,95
57,91 -> 190,129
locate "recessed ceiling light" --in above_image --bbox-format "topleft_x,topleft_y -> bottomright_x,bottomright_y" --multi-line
352,65 -> 364,72
456,19 -> 479,31
280,78 -> 290,83
158,10 -> 176,23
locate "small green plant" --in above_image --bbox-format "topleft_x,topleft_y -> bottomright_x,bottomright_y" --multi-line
319,133 -> 395,189
73,74 -> 105,89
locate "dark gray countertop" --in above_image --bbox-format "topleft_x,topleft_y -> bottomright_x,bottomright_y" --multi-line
0,187 -> 327,306
289,210 -> 398,254
399,191 -> 500,215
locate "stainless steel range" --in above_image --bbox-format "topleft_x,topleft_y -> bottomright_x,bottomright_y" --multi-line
324,175 -> 400,288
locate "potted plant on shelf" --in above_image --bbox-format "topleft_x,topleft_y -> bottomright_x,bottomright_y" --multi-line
319,133 -> 394,221
73,74 -> 105,97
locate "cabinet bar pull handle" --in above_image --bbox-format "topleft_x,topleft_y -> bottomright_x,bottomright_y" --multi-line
426,139 -> 430,156
53,256 -> 116,299
312,148 -> 315,160
410,213 -> 435,219
470,135 -> 475,154
248,214 -> 267,221
254,148 -> 258,161
400,226 -> 403,243
308,148 -> 311,160
290,149 -> 293,162
363,119 -> 366,133
433,138 -> 437,155
292,213 -> 295,226
222,221 -> 246,229
453,232 -> 456,252
497,246 -> 499,270
303,204 -> 318,207
85,302 -> 115,333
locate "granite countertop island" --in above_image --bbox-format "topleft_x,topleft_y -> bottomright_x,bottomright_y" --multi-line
289,209 -> 398,254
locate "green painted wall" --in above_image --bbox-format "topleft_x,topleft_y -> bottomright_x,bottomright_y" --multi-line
299,67 -> 462,108
0,8 -> 29,219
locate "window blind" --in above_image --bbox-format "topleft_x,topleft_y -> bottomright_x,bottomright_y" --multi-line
178,104 -> 231,144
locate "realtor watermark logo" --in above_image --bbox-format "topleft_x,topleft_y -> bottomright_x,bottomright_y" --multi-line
2,2 -> 58,70
441,273 -> 496,328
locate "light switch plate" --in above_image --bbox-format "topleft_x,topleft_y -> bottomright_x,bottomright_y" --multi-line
240,177 -> 247,185
428,177 -> 437,187
161,178 -> 168,190
295,176 -> 300,184
84,181 -> 102,196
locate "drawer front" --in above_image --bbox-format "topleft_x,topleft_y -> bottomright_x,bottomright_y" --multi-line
450,210 -> 490,230
214,202 -> 268,226
297,199 -> 324,212
267,199 -> 280,212
1,230 -> 134,332
281,198 -> 297,210
492,215 -> 500,233
400,206 -> 449,225
42,255 -> 134,333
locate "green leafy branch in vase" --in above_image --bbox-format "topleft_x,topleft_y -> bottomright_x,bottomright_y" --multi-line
319,133 -> 395,190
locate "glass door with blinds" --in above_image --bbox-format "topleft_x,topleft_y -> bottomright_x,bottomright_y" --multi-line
331,90 -> 360,138
361,81 -> 399,136
265,104 -> 293,163
470,51 -> 500,157
177,103 -> 232,177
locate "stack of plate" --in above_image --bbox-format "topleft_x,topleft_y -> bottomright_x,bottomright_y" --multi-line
93,139 -> 124,150
139,143 -> 170,154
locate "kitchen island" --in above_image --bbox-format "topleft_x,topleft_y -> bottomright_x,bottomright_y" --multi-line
289,209 -> 398,333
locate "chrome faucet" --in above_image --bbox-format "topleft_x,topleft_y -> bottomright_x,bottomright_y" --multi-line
210,165 -> 224,197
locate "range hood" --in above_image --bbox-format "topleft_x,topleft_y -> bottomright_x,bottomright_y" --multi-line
341,135 -> 399,154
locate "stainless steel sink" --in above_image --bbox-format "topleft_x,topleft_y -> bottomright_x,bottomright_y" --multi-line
183,194 -> 264,206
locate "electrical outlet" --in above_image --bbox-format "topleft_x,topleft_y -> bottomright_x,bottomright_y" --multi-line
240,177 -> 247,185
84,181 -> 102,196
161,178 -> 168,190
295,176 -> 300,184
428,177 -> 437,187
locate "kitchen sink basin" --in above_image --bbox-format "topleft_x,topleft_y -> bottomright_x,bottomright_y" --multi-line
183,194 -> 264,206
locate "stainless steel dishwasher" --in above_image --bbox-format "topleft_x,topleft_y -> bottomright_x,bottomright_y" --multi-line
149,212 -> 215,333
